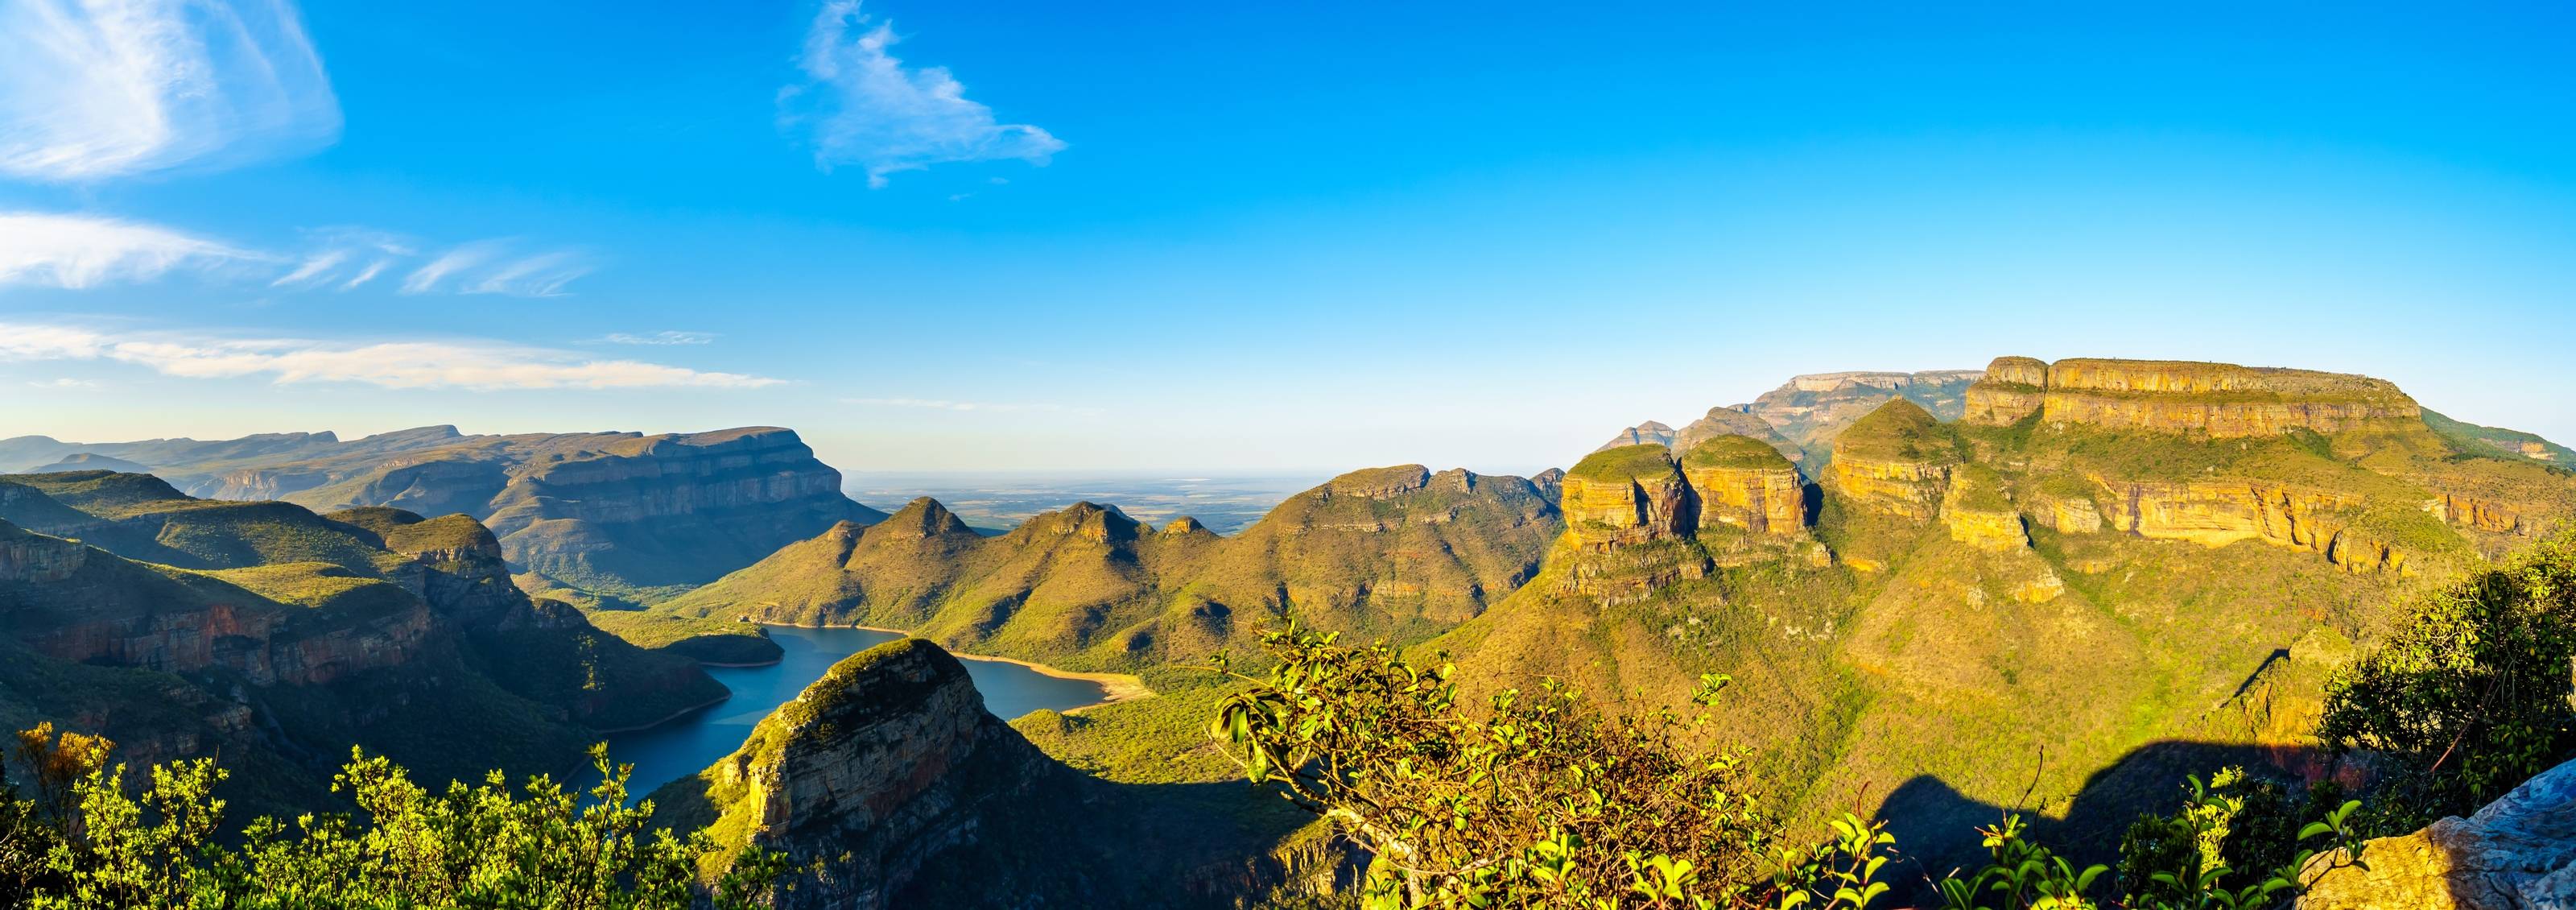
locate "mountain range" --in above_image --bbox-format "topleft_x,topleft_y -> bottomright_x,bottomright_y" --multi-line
0,469 -> 728,814
0,425 -> 884,598
5,354 -> 2573,904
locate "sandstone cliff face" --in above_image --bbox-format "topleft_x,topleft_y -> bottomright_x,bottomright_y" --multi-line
2299,758 -> 2576,910
1941,466 -> 2028,553
11,425 -> 886,594
1680,436 -> 1806,538
1742,370 -> 1984,458
1963,357 -> 2423,437
667,639 -> 1067,909
716,639 -> 1046,907
1561,446 -> 1696,550
2092,477 -> 2412,573
0,519 -> 434,687
485,428 -> 881,590
1828,400 -> 1958,521
1961,356 -> 2050,425
2433,494 -> 2524,535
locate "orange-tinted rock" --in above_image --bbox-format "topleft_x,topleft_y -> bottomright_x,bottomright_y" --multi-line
1962,357 -> 2423,436
1680,436 -> 1805,537
1830,401 -> 1957,520
1561,445 -> 1695,550
2096,477 -> 2413,573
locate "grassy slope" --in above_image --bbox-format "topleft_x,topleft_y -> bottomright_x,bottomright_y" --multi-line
656,468 -> 1563,672
1436,407 -> 2569,876
0,475 -> 729,814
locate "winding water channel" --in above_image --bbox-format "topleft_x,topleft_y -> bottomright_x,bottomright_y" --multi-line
605,626 -> 1113,796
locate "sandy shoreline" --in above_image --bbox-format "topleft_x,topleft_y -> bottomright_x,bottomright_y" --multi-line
758,622 -> 1155,709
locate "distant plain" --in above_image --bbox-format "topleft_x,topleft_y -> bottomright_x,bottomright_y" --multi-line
845,472 -> 1330,535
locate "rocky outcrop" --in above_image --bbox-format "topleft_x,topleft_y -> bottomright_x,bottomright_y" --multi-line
1599,421 -> 1678,450
2431,494 -> 2525,535
0,519 -> 433,687
1740,370 -> 1984,457
659,639 -> 1072,909
1530,468 -> 1564,503
1961,356 -> 2049,425
484,428 -> 883,589
6,425 -> 886,593
2299,758 -> 2576,910
2095,477 -> 2412,573
1829,400 -> 1958,521
1942,465 -> 2027,552
1323,464 -> 1434,500
1963,357 -> 2423,437
1561,445 -> 1695,550
1680,436 -> 1805,537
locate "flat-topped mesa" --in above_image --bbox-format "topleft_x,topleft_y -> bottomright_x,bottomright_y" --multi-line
1963,356 -> 2424,436
1680,436 -> 1804,537
1560,445 -> 1696,550
1962,356 -> 2050,424
1320,464 -> 1433,500
1829,399 -> 1958,520
1790,370 -> 1986,393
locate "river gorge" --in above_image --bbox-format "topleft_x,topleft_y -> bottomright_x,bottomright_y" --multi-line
605,625 -> 1123,796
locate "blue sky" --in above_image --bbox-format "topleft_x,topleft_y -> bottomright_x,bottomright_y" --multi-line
2,0 -> 2573,474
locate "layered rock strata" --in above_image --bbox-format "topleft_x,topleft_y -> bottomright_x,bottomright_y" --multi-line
1828,400 -> 1958,521
1963,357 -> 2423,437
1680,436 -> 1805,537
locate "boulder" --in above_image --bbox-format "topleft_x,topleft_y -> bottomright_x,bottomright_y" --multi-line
2299,758 -> 2576,909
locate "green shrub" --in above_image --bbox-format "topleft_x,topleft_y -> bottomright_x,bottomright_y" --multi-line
2316,534 -> 2576,825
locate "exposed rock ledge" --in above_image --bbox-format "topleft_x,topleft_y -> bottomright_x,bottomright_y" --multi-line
2300,757 -> 2576,909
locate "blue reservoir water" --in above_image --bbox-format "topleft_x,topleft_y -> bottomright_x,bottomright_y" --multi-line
605,626 -> 1110,796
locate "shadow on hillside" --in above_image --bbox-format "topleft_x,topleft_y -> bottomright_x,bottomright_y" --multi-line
1871,739 -> 2333,898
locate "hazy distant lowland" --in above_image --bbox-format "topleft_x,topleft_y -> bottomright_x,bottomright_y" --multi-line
846,472 -> 1330,534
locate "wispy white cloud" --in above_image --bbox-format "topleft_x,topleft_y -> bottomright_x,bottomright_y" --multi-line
0,322 -> 785,390
0,210 -> 592,296
25,378 -> 96,389
841,396 -> 1093,415
0,212 -> 266,288
0,0 -> 341,180
396,241 -> 591,296
781,0 -> 1065,188
399,241 -> 502,294
598,331 -> 717,345
461,250 -> 590,297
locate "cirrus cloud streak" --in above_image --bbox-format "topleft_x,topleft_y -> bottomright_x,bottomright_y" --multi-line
0,0 -> 341,180
0,322 -> 782,391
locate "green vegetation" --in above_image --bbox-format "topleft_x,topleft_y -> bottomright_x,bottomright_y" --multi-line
581,610 -> 784,665
658,466 -> 1562,672
1211,627 -> 2380,909
1833,399 -> 1954,464
0,729 -> 790,908
2318,533 -> 2576,826
2421,409 -> 2576,465
1569,444 -> 1677,482
1683,435 -> 1794,471
1946,463 -> 2011,512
